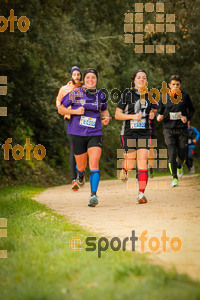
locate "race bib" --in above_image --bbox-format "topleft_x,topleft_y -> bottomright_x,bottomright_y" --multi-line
170,112 -> 182,120
79,116 -> 96,128
130,119 -> 146,129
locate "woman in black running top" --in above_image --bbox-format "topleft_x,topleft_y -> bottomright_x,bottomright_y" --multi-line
115,70 -> 155,204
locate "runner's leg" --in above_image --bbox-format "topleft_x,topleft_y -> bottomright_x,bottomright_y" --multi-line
87,146 -> 102,207
64,120 -> 78,190
123,151 -> 136,173
177,129 -> 188,168
187,147 -> 194,173
72,135 -> 88,187
137,148 -> 149,193
186,147 -> 191,170
163,129 -> 178,179
75,153 -> 88,172
167,144 -> 177,179
88,146 -> 102,195
67,134 -> 77,180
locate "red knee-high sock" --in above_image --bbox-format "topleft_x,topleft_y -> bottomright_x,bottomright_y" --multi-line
138,169 -> 148,193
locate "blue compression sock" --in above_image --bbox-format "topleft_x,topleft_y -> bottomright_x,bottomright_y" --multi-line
90,170 -> 100,195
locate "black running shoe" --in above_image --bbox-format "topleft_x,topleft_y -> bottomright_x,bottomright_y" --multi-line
77,171 -> 85,187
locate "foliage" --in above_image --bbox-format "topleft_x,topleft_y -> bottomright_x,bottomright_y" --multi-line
0,0 -> 200,185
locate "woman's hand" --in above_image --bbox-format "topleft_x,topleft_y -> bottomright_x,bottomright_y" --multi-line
101,109 -> 110,125
149,110 -> 155,120
101,116 -> 110,125
181,116 -> 187,123
133,112 -> 143,121
157,114 -> 164,122
76,107 -> 85,115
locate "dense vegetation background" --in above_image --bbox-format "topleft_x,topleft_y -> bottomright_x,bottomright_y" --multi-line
0,0 -> 200,186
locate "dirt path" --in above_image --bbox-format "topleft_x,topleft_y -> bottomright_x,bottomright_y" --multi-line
33,175 -> 200,281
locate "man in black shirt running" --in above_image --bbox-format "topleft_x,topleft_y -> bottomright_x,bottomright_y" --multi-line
157,75 -> 195,187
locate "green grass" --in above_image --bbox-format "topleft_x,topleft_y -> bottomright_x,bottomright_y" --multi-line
0,186 -> 200,300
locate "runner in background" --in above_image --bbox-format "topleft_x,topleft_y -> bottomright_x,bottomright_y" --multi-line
186,121 -> 199,175
157,75 -> 195,187
115,70 -> 155,204
56,66 -> 82,191
59,68 -> 110,207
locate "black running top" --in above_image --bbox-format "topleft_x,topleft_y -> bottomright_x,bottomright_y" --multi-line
156,91 -> 195,129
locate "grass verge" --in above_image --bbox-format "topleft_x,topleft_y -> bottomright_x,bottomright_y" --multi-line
0,186 -> 200,300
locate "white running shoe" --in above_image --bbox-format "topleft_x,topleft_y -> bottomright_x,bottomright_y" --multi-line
171,178 -> 178,187
136,192 -> 147,204
177,166 -> 183,178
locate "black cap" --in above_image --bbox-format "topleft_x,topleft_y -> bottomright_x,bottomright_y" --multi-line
70,66 -> 82,79
83,68 -> 98,80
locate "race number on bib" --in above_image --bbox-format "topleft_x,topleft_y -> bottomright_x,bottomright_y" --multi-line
188,139 -> 192,144
130,119 -> 146,129
80,116 -> 96,128
170,112 -> 182,120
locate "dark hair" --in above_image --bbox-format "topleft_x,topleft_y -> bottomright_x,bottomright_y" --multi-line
131,70 -> 147,87
169,75 -> 182,84
83,68 -> 98,80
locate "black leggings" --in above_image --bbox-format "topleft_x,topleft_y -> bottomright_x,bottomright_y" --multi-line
64,119 -> 77,180
186,147 -> 194,170
164,128 -> 188,179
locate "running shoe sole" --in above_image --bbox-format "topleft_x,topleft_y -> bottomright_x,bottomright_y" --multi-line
136,197 -> 147,204
71,181 -> 79,191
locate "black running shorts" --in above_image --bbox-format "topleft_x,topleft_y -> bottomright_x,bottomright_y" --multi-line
121,135 -> 151,152
72,135 -> 102,155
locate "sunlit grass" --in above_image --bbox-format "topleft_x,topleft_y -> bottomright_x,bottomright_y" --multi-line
0,186 -> 200,299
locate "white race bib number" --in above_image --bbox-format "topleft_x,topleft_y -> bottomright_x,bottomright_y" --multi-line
170,112 -> 182,120
130,119 -> 146,129
80,116 -> 96,128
